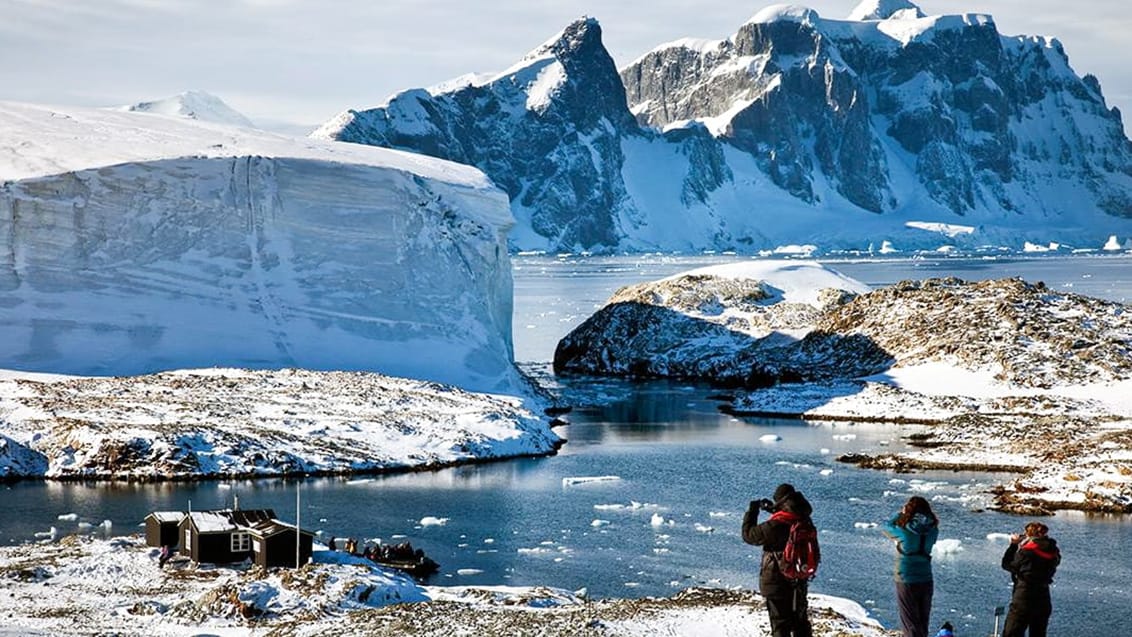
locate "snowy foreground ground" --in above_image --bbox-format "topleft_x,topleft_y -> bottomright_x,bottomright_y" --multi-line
0,368 -> 560,480
0,536 -> 890,637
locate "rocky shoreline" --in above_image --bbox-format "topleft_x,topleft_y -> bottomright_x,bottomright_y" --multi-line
0,368 -> 562,482
555,262 -> 1132,515
0,536 -> 891,637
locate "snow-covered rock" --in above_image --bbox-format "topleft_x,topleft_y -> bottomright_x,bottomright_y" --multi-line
317,5 -> 1132,253
0,537 -> 892,636
120,90 -> 255,128
0,368 -> 562,480
557,265 -> 1132,390
553,260 -> 880,385
0,101 -> 522,395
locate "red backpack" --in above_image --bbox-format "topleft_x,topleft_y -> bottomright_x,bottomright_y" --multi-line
779,518 -> 821,581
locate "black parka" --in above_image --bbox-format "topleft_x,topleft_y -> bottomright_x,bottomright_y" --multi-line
742,491 -> 816,597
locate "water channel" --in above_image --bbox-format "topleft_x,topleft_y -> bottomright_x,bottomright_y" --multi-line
3,253 -> 1130,635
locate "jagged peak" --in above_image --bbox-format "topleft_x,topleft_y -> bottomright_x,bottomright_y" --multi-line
848,0 -> 925,21
746,4 -> 821,26
524,17 -> 602,61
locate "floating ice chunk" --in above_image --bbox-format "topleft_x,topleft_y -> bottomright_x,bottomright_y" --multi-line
591,519 -> 611,528
986,533 -> 1013,542
457,568 -> 483,576
518,547 -> 552,554
708,511 -> 730,518
218,483 -> 231,489
563,476 -> 622,487
34,526 -> 58,539
624,582 -> 640,588
57,513 -> 78,521
889,479 -> 907,485
484,538 -> 495,544
760,434 -> 782,443
854,522 -> 878,529
653,547 -> 670,555
820,448 -> 831,455
419,516 -> 449,527
694,524 -> 715,533
77,522 -> 93,531
650,513 -> 674,527
100,520 -> 112,530
819,469 -> 834,476
831,434 -> 857,441
933,539 -> 964,555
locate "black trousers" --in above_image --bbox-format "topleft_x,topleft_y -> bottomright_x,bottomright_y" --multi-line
895,580 -> 934,637
1003,585 -> 1052,637
765,585 -> 813,637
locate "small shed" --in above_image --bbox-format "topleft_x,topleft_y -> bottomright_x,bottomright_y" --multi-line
179,509 -> 276,564
144,511 -> 185,548
248,519 -> 315,568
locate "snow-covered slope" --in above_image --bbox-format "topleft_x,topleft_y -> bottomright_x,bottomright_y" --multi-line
0,101 -> 521,395
0,368 -> 561,480
316,3 -> 1132,254
120,90 -> 256,128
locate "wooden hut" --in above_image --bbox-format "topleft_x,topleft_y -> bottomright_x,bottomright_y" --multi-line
248,519 -> 315,568
144,511 -> 185,548
178,509 -> 276,564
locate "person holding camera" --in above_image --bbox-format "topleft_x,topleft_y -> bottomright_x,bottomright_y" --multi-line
882,496 -> 940,637
1001,522 -> 1060,637
742,483 -> 817,637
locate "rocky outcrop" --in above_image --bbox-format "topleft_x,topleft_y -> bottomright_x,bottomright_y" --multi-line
819,277 -> 1132,387
317,2 -> 1132,253
555,269 -> 1132,389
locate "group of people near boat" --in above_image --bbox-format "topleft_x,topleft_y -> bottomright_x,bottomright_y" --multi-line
742,483 -> 1061,637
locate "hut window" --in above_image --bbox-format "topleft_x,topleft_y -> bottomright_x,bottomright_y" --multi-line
231,532 -> 250,552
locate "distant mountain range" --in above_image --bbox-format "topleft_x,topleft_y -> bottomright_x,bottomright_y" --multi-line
314,0 -> 1132,254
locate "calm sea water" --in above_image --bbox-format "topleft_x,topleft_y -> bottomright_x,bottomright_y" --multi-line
2,254 -> 1130,636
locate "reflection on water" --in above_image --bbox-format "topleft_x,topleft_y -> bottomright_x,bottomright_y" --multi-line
3,378 -> 1128,635
3,255 -> 1130,634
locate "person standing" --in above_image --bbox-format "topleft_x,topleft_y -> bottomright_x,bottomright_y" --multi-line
742,483 -> 817,637
1001,522 -> 1060,637
883,496 -> 939,637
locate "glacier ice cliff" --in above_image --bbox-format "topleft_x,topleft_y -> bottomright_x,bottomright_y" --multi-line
0,101 -> 522,395
316,2 -> 1132,253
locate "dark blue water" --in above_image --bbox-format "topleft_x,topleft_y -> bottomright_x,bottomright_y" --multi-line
3,254 -> 1130,636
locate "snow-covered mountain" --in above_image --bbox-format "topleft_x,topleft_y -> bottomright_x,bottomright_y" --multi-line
120,90 -> 256,128
0,101 -> 522,395
315,2 -> 1132,253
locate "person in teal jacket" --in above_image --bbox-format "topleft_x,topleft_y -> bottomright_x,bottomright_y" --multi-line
883,496 -> 940,637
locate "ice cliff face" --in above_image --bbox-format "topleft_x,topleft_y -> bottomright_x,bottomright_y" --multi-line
0,102 -> 521,394
317,3 -> 1132,253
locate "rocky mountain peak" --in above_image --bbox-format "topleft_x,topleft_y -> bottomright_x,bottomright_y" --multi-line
847,0 -> 925,21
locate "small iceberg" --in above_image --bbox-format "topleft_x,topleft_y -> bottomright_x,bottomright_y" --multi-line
563,476 -> 622,487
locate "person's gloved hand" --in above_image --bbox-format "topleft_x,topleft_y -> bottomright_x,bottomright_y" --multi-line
757,498 -> 775,512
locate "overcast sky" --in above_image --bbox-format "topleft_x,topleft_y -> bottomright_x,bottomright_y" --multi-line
2,0 -> 1128,132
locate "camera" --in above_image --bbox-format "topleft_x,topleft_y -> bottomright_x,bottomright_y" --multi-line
758,498 -> 776,513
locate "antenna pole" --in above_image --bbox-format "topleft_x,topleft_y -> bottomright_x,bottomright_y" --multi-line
295,482 -> 301,569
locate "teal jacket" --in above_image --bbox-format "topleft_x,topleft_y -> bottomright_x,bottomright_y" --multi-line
883,512 -> 938,584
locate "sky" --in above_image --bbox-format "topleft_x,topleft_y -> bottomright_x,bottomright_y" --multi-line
1,0 -> 1129,133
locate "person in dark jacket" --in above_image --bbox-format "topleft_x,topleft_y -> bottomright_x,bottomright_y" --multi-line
1001,522 -> 1060,637
883,496 -> 940,637
742,483 -> 817,637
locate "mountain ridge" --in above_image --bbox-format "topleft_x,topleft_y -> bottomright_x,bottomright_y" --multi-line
316,2 -> 1132,254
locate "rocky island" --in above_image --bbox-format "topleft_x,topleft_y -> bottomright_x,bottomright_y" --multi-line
554,260 -> 1132,514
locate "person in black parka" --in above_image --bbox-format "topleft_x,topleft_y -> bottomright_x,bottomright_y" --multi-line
1001,521 -> 1060,637
742,483 -> 816,637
